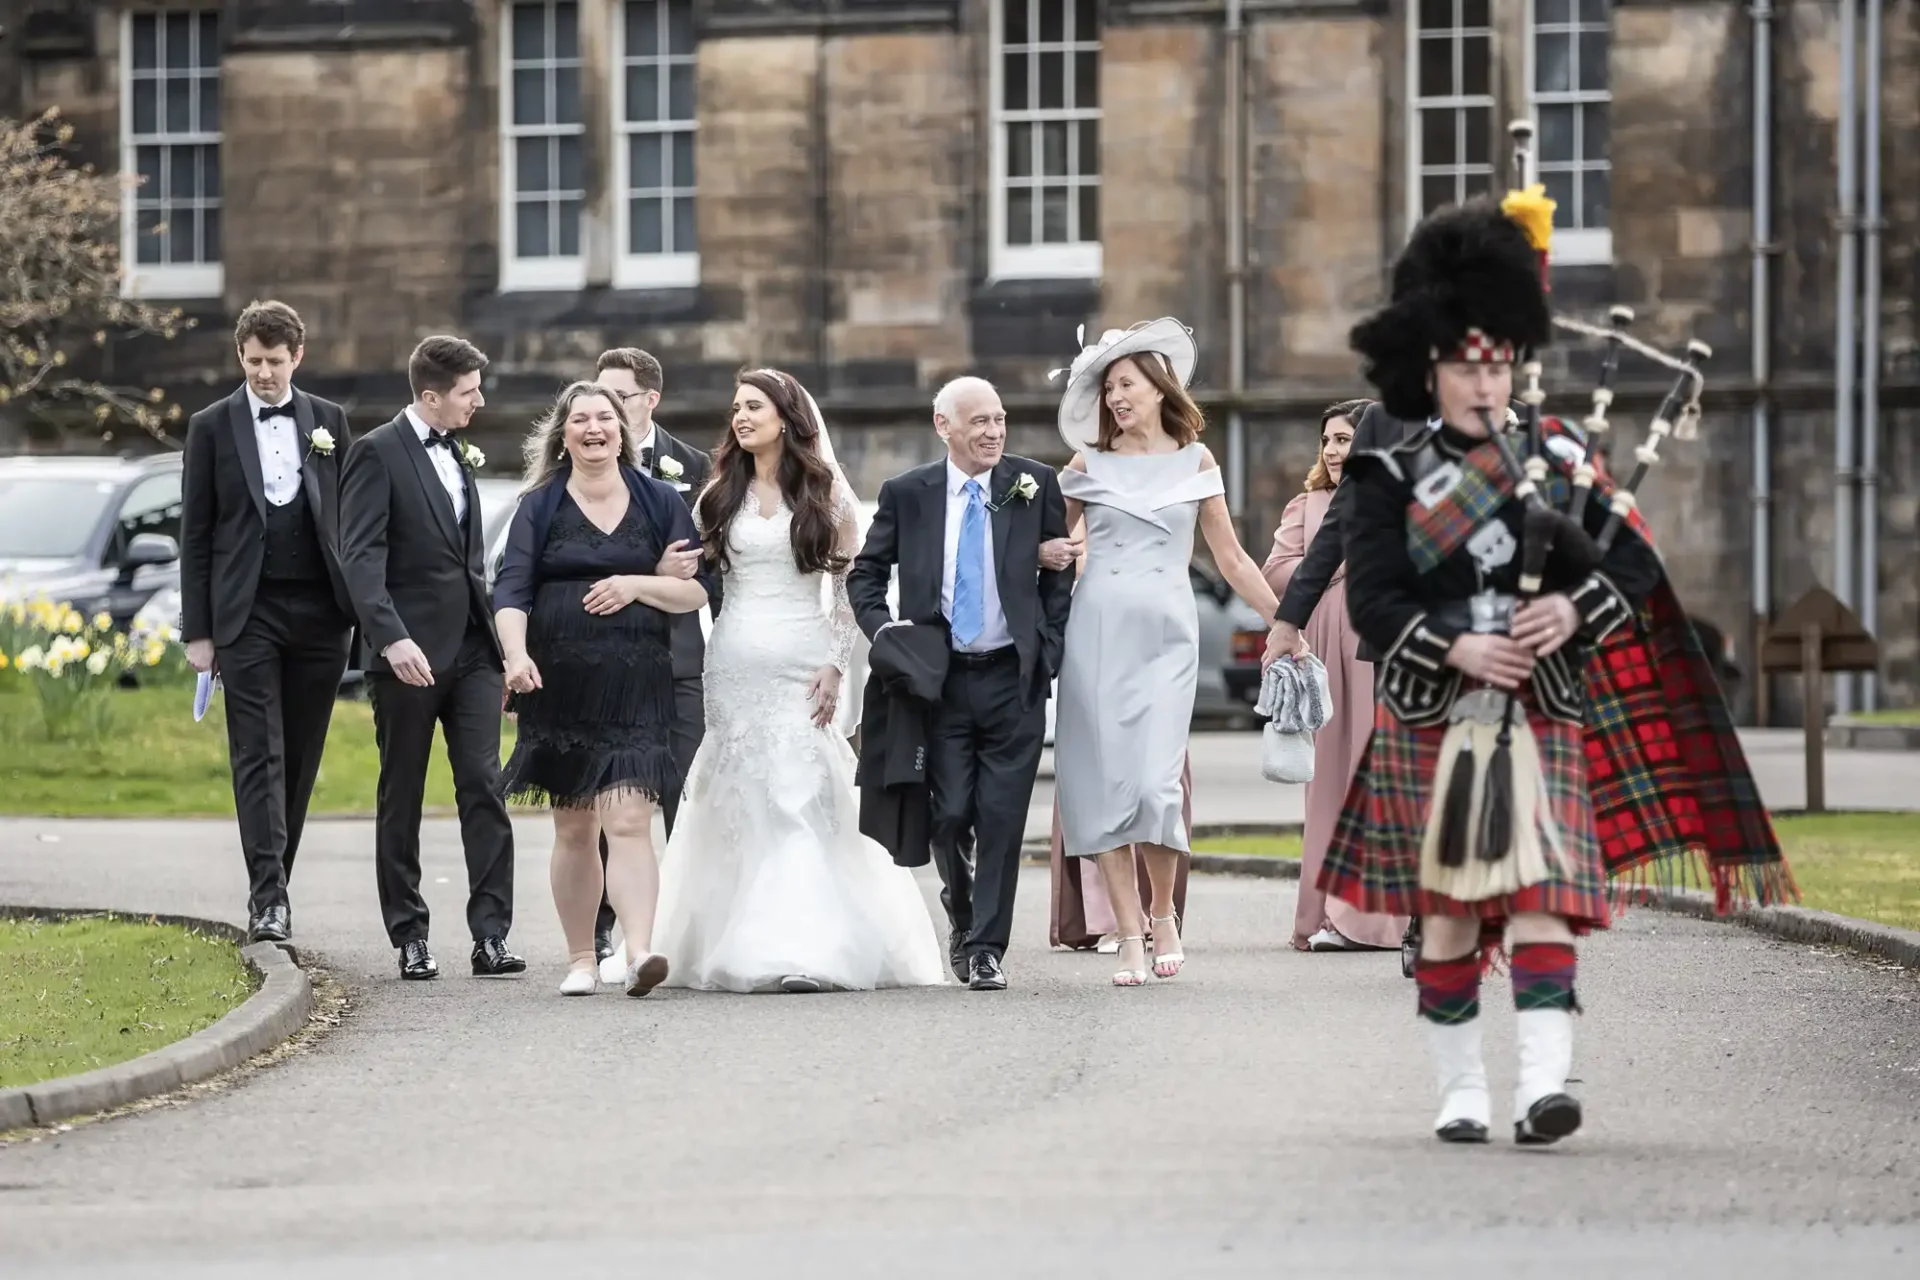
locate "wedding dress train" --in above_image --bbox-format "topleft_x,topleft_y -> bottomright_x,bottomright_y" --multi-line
647,484 -> 947,992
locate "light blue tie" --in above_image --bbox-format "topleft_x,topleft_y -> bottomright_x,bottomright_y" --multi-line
952,479 -> 986,646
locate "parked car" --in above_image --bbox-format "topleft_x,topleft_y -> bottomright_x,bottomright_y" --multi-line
0,453 -> 183,630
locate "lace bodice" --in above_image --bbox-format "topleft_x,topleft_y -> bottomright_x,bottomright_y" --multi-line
706,482 -> 860,675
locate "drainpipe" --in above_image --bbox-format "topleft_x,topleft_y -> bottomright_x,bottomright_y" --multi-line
1750,0 -> 1776,726
1224,0 -> 1248,529
1832,0 -> 1860,715
1860,0 -> 1883,709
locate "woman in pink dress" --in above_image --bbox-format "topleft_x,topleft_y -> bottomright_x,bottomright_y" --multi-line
1263,401 -> 1409,952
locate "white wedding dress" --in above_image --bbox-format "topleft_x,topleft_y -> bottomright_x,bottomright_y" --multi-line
648,483 -> 947,992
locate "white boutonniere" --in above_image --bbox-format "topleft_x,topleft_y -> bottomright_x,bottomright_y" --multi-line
458,441 -> 486,472
307,427 -> 335,456
656,454 -> 684,481
994,472 -> 1039,509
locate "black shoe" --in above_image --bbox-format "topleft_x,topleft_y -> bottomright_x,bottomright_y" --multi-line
399,940 -> 438,980
471,936 -> 527,977
947,928 -> 969,984
594,926 -> 615,963
1436,1119 -> 1490,1144
1514,1093 -> 1583,1145
248,904 -> 291,944
966,952 -> 1007,991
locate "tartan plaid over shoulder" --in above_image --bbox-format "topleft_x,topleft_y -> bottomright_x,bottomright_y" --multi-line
1584,578 -> 1798,910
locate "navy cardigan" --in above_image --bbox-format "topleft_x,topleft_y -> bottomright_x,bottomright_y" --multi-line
492,462 -> 710,614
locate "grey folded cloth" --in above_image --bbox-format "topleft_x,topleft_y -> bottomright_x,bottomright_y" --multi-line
1255,654 -> 1333,734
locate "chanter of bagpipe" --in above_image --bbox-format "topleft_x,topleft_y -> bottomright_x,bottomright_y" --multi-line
1594,337 -> 1711,555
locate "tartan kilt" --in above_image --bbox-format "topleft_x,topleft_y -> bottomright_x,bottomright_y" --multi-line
1319,696 -> 1612,931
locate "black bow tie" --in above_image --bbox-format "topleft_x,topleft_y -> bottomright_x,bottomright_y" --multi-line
423,431 -> 455,451
257,402 -> 292,422
640,446 -> 655,471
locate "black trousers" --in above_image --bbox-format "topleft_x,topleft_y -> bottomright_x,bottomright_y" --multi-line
596,671 -> 703,937
368,628 -> 515,947
215,582 -> 353,918
927,649 -> 1047,960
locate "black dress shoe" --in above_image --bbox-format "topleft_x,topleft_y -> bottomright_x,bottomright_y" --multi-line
1514,1093 -> 1583,1145
966,952 -> 1007,991
248,904 -> 291,944
399,940 -> 438,980
947,927 -> 969,983
594,926 -> 615,963
471,936 -> 527,977
1436,1118 -> 1490,1144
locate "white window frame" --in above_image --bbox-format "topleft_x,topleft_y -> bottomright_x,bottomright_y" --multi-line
499,0 -> 587,292
1525,0 -> 1613,264
613,0 -> 698,290
988,0 -> 1101,282
119,9 -> 223,300
1404,0 -> 1497,237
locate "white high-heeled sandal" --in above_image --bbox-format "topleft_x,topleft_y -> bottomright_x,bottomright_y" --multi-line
1150,914 -> 1184,979
1112,935 -> 1147,987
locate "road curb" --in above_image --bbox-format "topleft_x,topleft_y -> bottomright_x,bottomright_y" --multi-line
1825,720 -> 1920,751
1065,824 -> 1920,972
1638,888 -> 1920,970
0,907 -> 312,1131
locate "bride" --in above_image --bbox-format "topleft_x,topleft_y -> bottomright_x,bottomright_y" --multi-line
639,367 -> 947,993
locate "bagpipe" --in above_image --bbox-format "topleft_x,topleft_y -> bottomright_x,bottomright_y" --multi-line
1419,119 -> 1716,904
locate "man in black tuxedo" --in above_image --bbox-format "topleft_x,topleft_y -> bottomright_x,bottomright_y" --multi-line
849,376 -> 1076,991
1270,401 -> 1419,663
586,347 -> 714,965
180,300 -> 356,945
339,336 -> 522,981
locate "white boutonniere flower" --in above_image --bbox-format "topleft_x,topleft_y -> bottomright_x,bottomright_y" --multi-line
1003,472 -> 1039,505
307,427 -> 335,456
656,454 -> 684,481
459,441 -> 486,472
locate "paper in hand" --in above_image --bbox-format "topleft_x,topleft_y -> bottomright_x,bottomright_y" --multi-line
193,671 -> 220,722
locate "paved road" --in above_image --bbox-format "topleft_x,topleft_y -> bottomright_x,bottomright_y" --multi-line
4,759 -> 1919,1275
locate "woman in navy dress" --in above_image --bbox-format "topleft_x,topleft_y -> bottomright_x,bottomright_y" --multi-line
494,380 -> 709,998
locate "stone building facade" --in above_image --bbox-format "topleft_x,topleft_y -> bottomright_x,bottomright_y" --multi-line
1,0 -> 1915,716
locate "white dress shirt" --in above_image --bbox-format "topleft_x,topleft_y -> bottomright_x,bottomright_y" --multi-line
246,386 -> 302,507
405,405 -> 468,522
634,423 -> 656,465
942,459 -> 1012,653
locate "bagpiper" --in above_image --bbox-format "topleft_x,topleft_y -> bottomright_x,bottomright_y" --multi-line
1318,169 -> 1795,1146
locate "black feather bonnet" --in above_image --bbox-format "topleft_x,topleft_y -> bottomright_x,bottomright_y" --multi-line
1348,197 -> 1553,421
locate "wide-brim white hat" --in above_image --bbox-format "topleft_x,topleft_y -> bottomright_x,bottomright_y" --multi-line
1049,317 -> 1198,452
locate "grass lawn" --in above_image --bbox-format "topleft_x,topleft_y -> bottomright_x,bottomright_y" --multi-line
0,914 -> 255,1091
1193,832 -> 1303,859
1845,708 -> 1920,726
0,680 -> 519,818
1193,815 -> 1920,932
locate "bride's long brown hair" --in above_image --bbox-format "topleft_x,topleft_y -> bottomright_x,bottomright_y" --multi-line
695,368 -> 848,579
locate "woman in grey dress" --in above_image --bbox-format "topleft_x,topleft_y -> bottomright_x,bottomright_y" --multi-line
1050,319 -> 1286,986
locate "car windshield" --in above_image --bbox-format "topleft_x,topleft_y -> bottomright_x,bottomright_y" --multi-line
0,476 -> 118,559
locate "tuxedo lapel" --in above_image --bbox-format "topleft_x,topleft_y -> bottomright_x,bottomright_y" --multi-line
292,391 -> 331,536
463,464 -> 483,567
398,418 -> 464,550
225,388 -> 268,521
